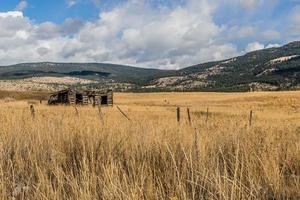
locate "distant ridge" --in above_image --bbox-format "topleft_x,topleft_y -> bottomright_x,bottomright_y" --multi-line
0,62 -> 175,84
1,41 -> 300,92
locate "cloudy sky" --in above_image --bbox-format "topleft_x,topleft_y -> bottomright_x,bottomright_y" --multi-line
0,0 -> 299,69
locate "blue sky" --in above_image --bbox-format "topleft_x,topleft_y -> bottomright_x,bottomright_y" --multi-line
0,0 -> 299,69
1,0 -> 100,23
0,0 -> 184,23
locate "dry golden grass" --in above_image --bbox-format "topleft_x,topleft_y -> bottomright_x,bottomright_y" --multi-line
0,90 -> 49,101
0,92 -> 299,199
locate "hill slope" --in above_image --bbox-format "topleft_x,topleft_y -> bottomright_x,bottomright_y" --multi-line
149,41 -> 300,91
1,41 -> 300,92
0,63 -> 175,85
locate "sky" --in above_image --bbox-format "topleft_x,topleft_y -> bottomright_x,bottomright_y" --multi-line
0,0 -> 299,69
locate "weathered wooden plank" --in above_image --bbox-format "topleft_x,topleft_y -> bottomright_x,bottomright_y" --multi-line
48,89 -> 114,106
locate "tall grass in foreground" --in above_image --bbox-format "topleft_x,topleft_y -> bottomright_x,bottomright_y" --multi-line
0,92 -> 299,200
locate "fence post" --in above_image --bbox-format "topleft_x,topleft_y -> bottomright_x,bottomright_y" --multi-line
30,105 -> 35,118
249,110 -> 253,127
187,108 -> 191,125
206,107 -> 209,123
177,107 -> 180,122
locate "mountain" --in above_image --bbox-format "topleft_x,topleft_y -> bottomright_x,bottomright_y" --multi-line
0,63 -> 175,85
0,41 -> 300,92
148,41 -> 300,92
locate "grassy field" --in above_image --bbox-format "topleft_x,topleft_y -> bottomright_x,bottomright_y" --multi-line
0,90 -> 49,101
0,92 -> 299,199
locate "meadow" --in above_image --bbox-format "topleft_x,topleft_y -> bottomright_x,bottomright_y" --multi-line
0,92 -> 299,199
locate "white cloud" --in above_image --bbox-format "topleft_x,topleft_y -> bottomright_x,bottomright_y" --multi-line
237,26 -> 256,38
290,6 -> 300,25
0,11 -> 23,18
66,0 -> 78,7
90,0 -> 101,7
0,0 -> 286,69
71,0 -> 239,68
0,11 -> 31,38
226,26 -> 256,40
239,0 -> 260,8
245,42 -> 265,52
234,0 -> 277,9
0,0 -> 242,69
287,5 -> 300,39
65,0 -> 102,7
15,1 -> 28,11
262,30 -> 281,40
266,43 -> 280,48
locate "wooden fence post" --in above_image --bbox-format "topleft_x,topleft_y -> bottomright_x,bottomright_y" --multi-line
30,105 -> 35,118
177,107 -> 180,122
206,107 -> 209,123
249,110 -> 253,127
187,108 -> 191,125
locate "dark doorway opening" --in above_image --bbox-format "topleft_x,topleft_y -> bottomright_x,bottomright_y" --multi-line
58,93 -> 68,104
76,94 -> 83,104
101,96 -> 108,105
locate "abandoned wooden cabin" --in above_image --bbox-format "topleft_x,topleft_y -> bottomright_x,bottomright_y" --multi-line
48,89 -> 113,106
